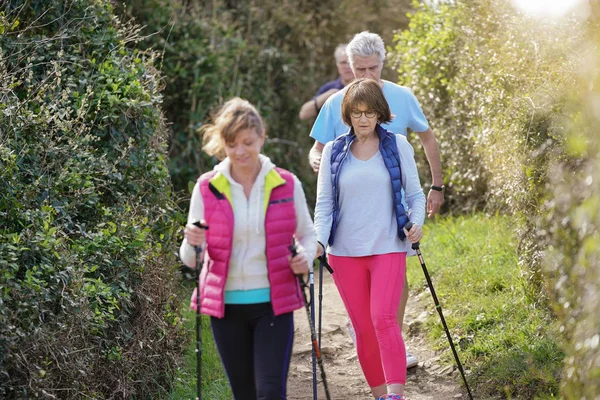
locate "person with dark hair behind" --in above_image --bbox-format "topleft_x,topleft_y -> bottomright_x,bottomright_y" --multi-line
298,44 -> 354,121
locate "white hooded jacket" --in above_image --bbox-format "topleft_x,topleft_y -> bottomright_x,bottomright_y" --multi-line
180,154 -> 317,292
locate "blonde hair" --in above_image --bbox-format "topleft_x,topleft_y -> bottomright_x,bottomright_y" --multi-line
201,97 -> 265,160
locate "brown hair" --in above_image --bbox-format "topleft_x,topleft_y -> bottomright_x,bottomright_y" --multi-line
341,78 -> 392,127
200,97 -> 265,159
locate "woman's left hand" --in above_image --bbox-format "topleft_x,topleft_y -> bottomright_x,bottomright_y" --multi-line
403,223 -> 423,244
289,250 -> 309,275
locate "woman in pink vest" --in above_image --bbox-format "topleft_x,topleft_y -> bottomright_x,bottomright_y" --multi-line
180,97 -> 317,400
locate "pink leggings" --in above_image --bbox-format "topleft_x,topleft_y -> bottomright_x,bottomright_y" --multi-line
329,252 -> 407,387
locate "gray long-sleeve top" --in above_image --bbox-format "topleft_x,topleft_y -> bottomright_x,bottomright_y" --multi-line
314,134 -> 426,257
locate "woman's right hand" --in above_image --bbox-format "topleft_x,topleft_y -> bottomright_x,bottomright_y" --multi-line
316,242 -> 325,258
403,223 -> 423,244
184,220 -> 207,247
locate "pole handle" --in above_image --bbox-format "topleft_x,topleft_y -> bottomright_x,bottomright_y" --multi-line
289,243 -> 298,257
318,254 -> 334,274
192,221 -> 209,230
404,221 -> 420,250
289,243 -> 307,287
192,221 -> 209,254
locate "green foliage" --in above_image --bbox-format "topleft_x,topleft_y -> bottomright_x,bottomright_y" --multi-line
392,0 -> 580,214
117,0 -> 335,201
164,309 -> 231,399
537,7 -> 600,398
392,1 -> 584,316
406,215 -> 563,398
116,0 -> 414,208
0,1 -> 183,397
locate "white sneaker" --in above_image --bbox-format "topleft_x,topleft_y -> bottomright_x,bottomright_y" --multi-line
406,352 -> 418,369
345,318 -> 357,345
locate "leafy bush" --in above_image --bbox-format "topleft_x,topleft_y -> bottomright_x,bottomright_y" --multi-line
538,8 -> 600,398
391,0 -> 581,214
118,0 -> 333,203
393,0 -> 600,397
117,0 -> 414,207
0,1 -> 182,397
391,1 -> 584,315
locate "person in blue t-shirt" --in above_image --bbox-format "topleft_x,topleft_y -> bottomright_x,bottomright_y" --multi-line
310,31 -> 445,371
298,44 -> 355,121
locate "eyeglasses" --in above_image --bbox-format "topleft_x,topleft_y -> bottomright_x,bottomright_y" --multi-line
350,110 -> 377,119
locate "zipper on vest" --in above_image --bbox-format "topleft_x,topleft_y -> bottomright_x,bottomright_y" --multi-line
240,180 -> 262,290
269,197 -> 293,205
241,194 -> 251,291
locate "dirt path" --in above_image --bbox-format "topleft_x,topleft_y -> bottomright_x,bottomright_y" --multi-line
288,270 -> 466,400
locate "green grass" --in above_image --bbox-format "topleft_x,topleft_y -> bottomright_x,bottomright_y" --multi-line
406,214 -> 563,399
164,306 -> 231,399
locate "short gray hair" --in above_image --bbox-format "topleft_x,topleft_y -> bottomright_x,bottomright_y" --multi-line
334,44 -> 347,63
346,31 -> 386,68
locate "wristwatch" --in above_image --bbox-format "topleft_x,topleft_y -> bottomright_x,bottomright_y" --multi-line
431,184 -> 445,193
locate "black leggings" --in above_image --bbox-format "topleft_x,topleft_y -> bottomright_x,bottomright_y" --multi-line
210,302 -> 295,400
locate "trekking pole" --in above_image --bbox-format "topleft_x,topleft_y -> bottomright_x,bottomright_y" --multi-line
318,258 -> 323,349
310,271 -> 317,399
405,222 -> 474,400
289,244 -> 332,400
192,221 -> 209,400
317,254 -> 334,348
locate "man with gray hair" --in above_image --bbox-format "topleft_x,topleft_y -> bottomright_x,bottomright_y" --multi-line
310,31 -> 445,371
298,44 -> 355,120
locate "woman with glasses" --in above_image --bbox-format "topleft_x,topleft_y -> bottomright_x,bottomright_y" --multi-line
313,78 -> 425,400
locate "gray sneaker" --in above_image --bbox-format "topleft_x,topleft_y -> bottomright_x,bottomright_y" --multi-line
345,318 -> 357,345
406,353 -> 418,368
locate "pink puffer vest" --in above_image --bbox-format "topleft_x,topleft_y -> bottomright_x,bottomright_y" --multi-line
190,167 -> 304,318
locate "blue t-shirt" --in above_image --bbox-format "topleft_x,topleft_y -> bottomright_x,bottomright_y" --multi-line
309,80 -> 429,144
314,77 -> 345,97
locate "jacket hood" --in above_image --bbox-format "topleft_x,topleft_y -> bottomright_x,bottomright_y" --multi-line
214,154 -> 276,183
213,154 -> 277,234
